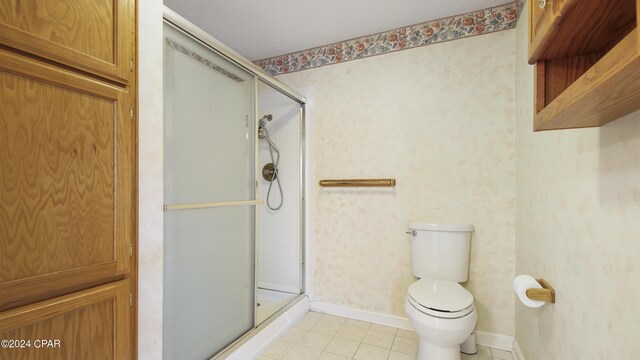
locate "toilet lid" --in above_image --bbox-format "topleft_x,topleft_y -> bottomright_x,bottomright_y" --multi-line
408,278 -> 473,313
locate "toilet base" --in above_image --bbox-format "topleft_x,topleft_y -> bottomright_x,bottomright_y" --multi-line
417,339 -> 461,360
405,296 -> 477,360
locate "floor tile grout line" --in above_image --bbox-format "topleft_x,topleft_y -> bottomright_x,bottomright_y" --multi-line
260,311 -> 516,360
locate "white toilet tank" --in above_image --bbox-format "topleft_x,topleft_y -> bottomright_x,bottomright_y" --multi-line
408,223 -> 474,282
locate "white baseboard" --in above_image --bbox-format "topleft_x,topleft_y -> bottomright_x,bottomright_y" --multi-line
475,331 -> 514,351
512,338 -> 525,360
310,301 -> 517,353
225,296 -> 310,360
235,298 -> 517,359
310,301 -> 413,329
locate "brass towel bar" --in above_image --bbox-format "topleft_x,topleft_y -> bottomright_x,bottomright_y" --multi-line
318,179 -> 396,187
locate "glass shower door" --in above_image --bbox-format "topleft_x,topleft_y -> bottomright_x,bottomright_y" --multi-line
163,23 -> 257,360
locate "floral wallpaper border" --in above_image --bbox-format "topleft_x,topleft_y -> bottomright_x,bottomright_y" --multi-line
254,3 -> 517,76
165,37 -> 244,82
516,0 -> 527,19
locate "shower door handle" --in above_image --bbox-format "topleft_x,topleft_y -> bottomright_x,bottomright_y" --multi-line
163,199 -> 263,211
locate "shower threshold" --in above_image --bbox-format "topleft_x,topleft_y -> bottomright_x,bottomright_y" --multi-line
211,294 -> 309,360
256,288 -> 298,324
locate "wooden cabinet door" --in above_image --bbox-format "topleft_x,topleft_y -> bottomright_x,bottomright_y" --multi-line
0,48 -> 134,312
0,280 -> 131,359
529,0 -> 590,62
0,0 -> 135,84
0,0 -> 136,356
530,0 -> 550,37
529,0 -> 564,59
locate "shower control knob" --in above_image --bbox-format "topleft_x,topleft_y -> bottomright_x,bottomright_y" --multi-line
405,230 -> 417,236
262,163 -> 277,182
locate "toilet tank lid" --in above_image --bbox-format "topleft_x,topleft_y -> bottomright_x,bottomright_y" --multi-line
408,223 -> 473,232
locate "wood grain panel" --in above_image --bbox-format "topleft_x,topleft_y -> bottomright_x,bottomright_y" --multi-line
0,280 -> 131,359
0,70 -> 115,280
528,0 -> 566,62
541,53 -> 602,106
0,264 -> 123,312
0,0 -> 137,355
0,0 -> 134,84
0,49 -> 132,305
534,62 -> 546,115
529,0 -> 635,63
535,30 -> 640,130
530,0 -> 559,41
0,0 -> 114,62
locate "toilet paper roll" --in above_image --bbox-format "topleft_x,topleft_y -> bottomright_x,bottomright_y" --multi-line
513,274 -> 545,308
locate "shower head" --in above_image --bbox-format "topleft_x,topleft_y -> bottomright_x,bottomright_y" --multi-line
258,114 -> 273,133
259,114 -> 272,128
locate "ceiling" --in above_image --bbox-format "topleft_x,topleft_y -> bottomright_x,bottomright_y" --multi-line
163,0 -> 510,61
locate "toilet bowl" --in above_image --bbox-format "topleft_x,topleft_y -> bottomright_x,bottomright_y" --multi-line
405,223 -> 475,360
405,278 -> 477,360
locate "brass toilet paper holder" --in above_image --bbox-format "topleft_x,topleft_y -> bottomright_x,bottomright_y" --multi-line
526,278 -> 555,303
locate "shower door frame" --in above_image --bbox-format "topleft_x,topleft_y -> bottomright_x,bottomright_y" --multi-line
163,6 -> 308,360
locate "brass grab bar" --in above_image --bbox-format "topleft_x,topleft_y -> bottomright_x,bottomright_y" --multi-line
318,179 -> 396,187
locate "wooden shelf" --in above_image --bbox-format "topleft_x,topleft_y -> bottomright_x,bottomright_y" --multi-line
535,29 -> 640,130
529,0 -> 640,131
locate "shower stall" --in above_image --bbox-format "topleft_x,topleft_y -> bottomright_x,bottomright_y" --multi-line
162,9 -> 306,360
256,83 -> 305,324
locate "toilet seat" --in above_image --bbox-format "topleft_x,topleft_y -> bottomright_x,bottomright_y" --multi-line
408,296 -> 474,319
408,278 -> 474,319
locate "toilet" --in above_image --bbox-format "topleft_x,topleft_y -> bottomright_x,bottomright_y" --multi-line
404,223 -> 477,360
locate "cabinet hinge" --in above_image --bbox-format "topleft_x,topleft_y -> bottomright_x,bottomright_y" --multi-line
130,107 -> 134,120
130,58 -> 134,72
129,293 -> 133,307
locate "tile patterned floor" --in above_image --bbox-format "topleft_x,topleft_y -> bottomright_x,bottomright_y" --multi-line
258,311 -> 514,360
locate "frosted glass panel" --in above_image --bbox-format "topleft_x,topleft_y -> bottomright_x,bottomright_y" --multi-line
163,22 -> 257,360
163,206 -> 255,359
164,24 -> 256,204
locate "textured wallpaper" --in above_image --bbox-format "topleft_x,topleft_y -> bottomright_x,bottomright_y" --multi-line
279,30 -> 516,335
515,8 -> 640,359
138,0 -> 164,358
